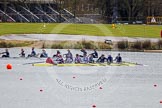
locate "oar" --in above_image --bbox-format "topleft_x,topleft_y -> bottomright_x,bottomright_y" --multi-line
26,53 -> 41,59
135,63 -> 147,66
82,63 -> 96,66
89,62 -> 106,66
123,61 -> 146,66
99,63 -> 107,66
23,61 -> 45,65
0,52 -> 3,55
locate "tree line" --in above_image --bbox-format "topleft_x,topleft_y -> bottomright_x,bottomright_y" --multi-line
96,0 -> 162,22
62,0 -> 162,22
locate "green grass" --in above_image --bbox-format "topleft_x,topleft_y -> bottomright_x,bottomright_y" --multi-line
0,23 -> 162,38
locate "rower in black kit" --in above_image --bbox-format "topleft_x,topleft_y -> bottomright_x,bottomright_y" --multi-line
0,49 -> 10,58
19,48 -> 25,57
80,48 -> 87,57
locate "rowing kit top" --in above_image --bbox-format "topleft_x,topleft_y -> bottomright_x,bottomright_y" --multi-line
92,51 -> 98,58
80,49 -> 87,56
115,56 -> 122,63
46,57 -> 54,64
65,52 -> 73,59
20,51 -> 25,57
2,51 -> 10,57
31,50 -> 36,56
75,56 -> 82,63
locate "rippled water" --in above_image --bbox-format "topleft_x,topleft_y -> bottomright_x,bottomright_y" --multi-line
0,48 -> 162,108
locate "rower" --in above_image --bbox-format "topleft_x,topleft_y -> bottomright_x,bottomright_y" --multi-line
57,55 -> 64,64
19,48 -> 25,57
40,49 -> 48,58
91,49 -> 98,58
107,55 -> 113,64
80,48 -> 87,57
53,50 -> 64,64
82,54 -> 88,63
1,48 -> 10,58
114,53 -> 122,63
75,54 -> 82,63
46,57 -> 55,64
64,49 -> 73,63
28,47 -> 36,57
88,54 -> 94,63
97,54 -> 107,63
53,50 -> 60,57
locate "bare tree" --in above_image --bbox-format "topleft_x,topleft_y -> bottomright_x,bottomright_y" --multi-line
144,0 -> 161,16
118,0 -> 145,21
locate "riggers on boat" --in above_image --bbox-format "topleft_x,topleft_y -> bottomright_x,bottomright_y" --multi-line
32,62 -> 139,67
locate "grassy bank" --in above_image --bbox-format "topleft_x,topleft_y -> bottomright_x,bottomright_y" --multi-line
116,40 -> 162,51
42,40 -> 112,49
41,39 -> 162,51
0,40 -> 34,48
0,23 -> 162,38
1,39 -> 162,51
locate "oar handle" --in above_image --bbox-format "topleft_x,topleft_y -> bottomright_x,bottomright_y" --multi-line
0,52 -> 4,55
23,61 -> 45,65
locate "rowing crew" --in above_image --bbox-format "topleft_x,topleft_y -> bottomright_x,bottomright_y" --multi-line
46,48 -> 99,64
0,48 -> 122,64
27,47 -> 48,58
46,49 -> 122,64
0,47 -> 48,58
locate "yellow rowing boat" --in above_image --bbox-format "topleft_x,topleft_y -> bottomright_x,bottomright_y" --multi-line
33,62 -> 138,67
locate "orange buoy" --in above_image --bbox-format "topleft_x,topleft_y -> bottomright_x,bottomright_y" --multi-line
6,64 -> 12,70
160,100 -> 162,103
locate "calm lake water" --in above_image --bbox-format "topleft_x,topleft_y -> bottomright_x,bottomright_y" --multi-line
0,48 -> 162,108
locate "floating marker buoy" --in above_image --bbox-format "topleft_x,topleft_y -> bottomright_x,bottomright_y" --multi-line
6,64 -> 12,70
92,105 -> 96,108
99,87 -> 103,89
160,100 -> 162,103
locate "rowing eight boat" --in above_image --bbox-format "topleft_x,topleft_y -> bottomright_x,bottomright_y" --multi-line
33,62 -> 139,67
